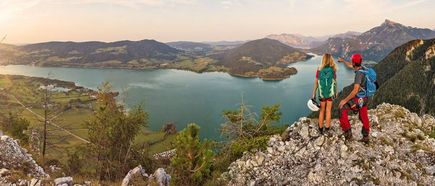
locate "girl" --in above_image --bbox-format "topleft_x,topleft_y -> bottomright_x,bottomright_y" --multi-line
312,53 -> 338,134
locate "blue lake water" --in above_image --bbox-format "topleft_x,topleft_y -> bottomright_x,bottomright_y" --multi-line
0,55 -> 355,140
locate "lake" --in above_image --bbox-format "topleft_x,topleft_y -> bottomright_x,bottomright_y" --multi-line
0,55 -> 355,140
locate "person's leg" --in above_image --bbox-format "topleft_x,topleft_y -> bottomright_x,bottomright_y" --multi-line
325,100 -> 333,129
339,106 -> 351,132
359,105 -> 370,137
319,101 -> 326,132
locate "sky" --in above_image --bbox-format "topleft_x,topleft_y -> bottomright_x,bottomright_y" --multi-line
0,0 -> 434,44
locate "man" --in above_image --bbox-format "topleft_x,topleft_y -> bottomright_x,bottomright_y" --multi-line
337,53 -> 370,143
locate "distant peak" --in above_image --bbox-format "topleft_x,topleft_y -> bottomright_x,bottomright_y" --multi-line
383,19 -> 400,27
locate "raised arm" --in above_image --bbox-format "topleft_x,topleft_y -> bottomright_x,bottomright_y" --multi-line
338,57 -> 353,69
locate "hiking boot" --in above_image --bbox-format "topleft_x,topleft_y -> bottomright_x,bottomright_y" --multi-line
343,129 -> 353,141
318,127 -> 324,135
325,127 -> 331,136
359,135 -> 370,144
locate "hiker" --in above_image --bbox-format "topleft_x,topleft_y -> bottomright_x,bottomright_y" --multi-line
337,53 -> 377,143
312,53 -> 337,134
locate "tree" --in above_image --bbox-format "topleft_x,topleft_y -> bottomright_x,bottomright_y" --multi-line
39,83 -> 69,162
221,102 -> 282,140
170,123 -> 214,186
85,82 -> 148,181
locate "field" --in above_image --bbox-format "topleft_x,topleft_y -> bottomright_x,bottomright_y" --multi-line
0,74 -> 175,162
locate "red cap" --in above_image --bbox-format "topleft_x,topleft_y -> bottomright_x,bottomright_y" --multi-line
351,53 -> 362,64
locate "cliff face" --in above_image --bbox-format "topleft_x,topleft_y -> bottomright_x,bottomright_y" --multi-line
222,104 -> 435,185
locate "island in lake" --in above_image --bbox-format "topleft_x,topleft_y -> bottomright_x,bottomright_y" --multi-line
0,38 -> 312,81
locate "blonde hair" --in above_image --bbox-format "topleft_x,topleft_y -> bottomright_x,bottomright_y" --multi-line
320,53 -> 337,72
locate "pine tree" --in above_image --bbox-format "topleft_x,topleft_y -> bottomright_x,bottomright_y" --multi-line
85,82 -> 148,181
170,123 -> 214,186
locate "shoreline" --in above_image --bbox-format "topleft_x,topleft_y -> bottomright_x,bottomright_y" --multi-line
0,62 -> 302,81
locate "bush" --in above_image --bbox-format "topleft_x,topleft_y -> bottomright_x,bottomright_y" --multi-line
221,103 -> 281,139
1,112 -> 30,144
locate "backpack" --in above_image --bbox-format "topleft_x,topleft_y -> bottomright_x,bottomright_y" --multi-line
356,66 -> 378,98
317,67 -> 336,99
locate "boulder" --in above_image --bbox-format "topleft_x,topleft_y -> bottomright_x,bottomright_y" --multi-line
54,177 -> 73,186
121,165 -> 148,186
150,168 -> 171,186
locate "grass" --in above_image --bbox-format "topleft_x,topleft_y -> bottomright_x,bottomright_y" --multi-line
135,131 -> 177,154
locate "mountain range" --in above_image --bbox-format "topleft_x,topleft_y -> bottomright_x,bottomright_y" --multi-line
311,19 -> 435,61
0,38 -> 311,80
266,31 -> 360,49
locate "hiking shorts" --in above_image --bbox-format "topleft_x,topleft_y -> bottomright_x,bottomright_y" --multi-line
319,97 -> 333,102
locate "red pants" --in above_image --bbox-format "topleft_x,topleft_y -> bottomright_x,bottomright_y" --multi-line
339,97 -> 370,136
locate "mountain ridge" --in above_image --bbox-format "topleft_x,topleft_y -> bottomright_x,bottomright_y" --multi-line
266,31 -> 361,49
311,19 -> 435,61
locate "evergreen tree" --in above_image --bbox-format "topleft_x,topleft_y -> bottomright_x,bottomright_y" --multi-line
170,123 -> 214,186
85,82 -> 148,181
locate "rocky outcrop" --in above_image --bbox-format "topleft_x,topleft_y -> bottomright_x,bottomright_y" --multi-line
0,135 -> 48,185
121,165 -> 171,186
406,39 -> 424,61
425,44 -> 435,60
54,177 -> 73,186
222,104 -> 435,185
121,165 -> 149,186
149,168 -> 171,186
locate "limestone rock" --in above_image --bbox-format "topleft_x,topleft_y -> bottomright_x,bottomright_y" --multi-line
121,165 -> 148,186
150,168 -> 171,186
54,177 -> 73,186
0,135 -> 48,186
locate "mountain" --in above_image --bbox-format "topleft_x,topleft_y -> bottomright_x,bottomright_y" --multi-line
311,19 -> 435,61
266,32 -> 361,49
223,103 -> 435,185
371,38 -> 435,115
166,41 -> 212,54
266,34 -> 321,48
4,40 -> 182,67
22,40 -> 181,63
332,31 -> 361,39
0,44 -> 22,64
213,38 -> 312,80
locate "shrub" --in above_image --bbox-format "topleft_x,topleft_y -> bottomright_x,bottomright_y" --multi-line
1,112 -> 30,144
170,123 -> 214,186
